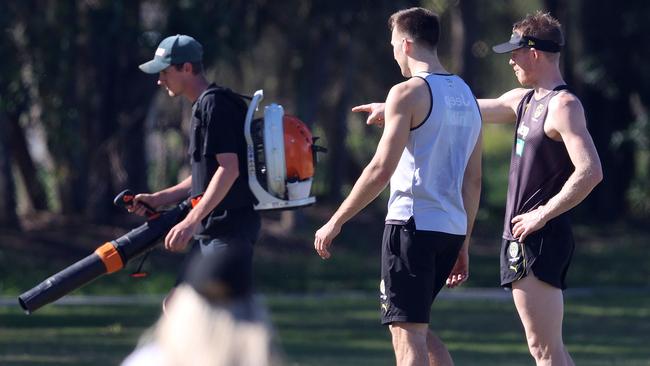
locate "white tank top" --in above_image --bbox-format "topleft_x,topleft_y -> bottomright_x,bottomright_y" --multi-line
386,72 -> 481,235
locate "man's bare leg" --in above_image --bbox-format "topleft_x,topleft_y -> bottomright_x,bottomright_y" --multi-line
389,322 -> 431,366
427,329 -> 454,366
512,273 -> 574,366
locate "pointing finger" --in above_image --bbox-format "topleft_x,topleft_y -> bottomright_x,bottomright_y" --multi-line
351,104 -> 371,113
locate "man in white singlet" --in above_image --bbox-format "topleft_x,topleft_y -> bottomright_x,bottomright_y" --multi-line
314,7 -> 482,366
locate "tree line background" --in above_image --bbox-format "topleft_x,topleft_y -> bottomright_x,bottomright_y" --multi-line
1,0 -> 649,230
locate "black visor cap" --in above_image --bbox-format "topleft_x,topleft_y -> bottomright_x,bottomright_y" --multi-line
493,33 -> 561,53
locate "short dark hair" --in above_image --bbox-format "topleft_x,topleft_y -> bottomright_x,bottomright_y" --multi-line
513,11 -> 564,46
173,61 -> 204,75
389,7 -> 440,50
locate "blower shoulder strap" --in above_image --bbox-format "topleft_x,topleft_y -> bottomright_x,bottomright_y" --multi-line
193,86 -> 252,127
196,85 -> 252,107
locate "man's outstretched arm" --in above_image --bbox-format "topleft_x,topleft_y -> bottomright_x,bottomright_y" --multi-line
314,83 -> 415,259
352,87 -> 529,127
477,88 -> 530,124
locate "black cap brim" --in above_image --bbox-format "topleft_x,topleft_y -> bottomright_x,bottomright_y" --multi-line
492,41 -> 524,54
138,59 -> 170,74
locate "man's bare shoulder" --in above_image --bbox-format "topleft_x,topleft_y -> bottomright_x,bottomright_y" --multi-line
386,78 -> 430,128
388,77 -> 428,102
548,91 -> 583,113
546,91 -> 587,135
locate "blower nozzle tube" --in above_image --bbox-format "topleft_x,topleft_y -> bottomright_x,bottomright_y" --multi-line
18,252 -> 108,314
17,201 -> 189,314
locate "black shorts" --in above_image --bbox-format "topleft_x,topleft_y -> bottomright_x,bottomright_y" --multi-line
176,208 -> 261,285
380,217 -> 465,325
500,214 -> 575,289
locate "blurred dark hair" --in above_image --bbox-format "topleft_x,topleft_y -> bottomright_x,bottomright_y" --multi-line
389,7 -> 440,50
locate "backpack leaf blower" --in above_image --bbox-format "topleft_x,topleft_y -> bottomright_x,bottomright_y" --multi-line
17,89 -> 326,313
245,89 -> 326,210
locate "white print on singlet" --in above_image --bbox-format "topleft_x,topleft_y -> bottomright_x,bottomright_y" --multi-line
385,72 -> 481,234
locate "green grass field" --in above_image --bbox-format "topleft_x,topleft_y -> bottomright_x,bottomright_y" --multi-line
1,188 -> 649,365
2,217 -> 647,366
1,290 -> 649,366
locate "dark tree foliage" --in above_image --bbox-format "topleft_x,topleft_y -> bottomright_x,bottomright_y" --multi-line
0,112 -> 20,228
567,0 -> 650,219
0,0 -> 648,229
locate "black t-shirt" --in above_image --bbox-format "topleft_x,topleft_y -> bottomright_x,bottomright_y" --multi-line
189,84 -> 256,235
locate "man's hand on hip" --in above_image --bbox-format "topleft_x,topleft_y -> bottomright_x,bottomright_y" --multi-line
511,206 -> 548,243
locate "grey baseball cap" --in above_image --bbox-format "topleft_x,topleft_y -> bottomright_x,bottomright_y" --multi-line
139,34 -> 203,74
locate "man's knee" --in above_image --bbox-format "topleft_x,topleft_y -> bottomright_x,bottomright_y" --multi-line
526,333 -> 548,359
526,333 -> 563,362
389,322 -> 428,346
389,322 -> 430,365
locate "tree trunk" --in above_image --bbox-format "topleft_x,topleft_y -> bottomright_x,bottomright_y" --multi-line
0,113 -> 20,228
7,113 -> 48,211
571,0 -> 635,219
116,0 -> 150,197
446,3 -> 465,74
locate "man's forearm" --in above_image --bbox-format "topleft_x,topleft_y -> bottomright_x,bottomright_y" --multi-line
540,167 -> 601,222
330,162 -> 391,227
462,180 -> 481,249
155,176 -> 192,206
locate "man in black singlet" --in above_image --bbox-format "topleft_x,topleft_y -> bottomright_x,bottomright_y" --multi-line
132,34 -> 260,308
478,12 -> 602,365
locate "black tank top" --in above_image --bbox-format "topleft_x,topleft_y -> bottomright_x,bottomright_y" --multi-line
502,86 -> 573,241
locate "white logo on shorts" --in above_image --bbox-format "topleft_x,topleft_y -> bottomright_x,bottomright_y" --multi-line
508,241 -> 520,262
379,279 -> 389,313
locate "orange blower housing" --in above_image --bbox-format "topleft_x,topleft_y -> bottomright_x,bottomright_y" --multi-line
244,90 -> 325,210
284,114 -> 315,181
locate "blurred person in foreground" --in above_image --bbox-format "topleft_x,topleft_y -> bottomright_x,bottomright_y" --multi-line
122,246 -> 282,366
134,34 -> 260,308
315,7 -> 482,365
353,11 -> 603,366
